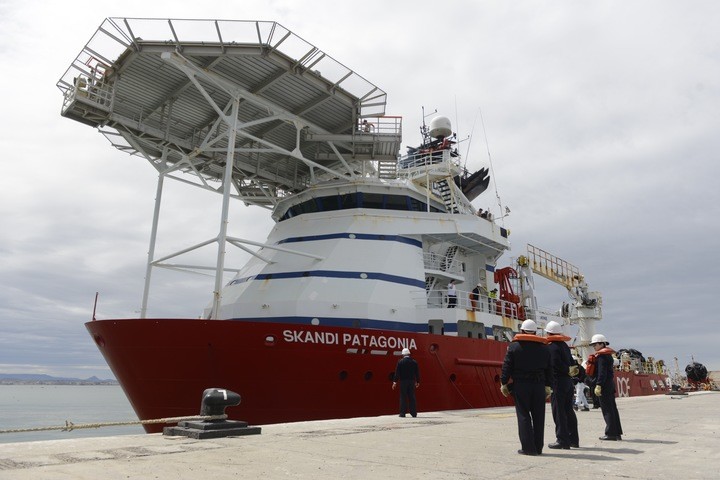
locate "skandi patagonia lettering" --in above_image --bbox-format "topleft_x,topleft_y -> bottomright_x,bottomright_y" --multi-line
282,329 -> 417,350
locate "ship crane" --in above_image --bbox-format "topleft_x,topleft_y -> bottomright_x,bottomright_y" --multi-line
518,244 -> 603,361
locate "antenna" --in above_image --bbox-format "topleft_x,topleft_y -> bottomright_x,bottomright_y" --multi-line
478,106 -> 507,226
463,108 -> 481,171
420,106 -> 437,146
92,292 -> 99,321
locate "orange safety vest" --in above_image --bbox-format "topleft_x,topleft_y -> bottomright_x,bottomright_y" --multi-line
546,335 -> 572,343
512,334 -> 548,344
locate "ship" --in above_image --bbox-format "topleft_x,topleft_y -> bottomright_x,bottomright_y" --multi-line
57,18 -> 670,433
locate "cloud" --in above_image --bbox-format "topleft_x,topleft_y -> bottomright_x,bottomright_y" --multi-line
1,0 -> 719,382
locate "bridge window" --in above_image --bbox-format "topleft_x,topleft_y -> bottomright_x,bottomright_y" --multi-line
278,193 -> 441,221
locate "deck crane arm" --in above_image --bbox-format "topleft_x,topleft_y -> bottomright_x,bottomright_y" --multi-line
519,244 -> 603,361
520,244 -> 598,307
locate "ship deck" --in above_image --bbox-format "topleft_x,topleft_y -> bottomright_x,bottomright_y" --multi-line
1,391 -> 718,479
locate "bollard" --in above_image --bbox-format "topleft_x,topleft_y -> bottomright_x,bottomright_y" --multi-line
200,388 -> 241,417
164,387 -> 261,439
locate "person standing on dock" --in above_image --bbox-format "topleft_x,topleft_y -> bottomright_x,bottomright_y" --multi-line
392,347 -> 420,417
500,319 -> 553,456
590,334 -> 624,440
545,321 -> 580,449
573,359 -> 590,411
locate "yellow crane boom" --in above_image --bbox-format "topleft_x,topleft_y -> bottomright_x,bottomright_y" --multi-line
523,244 -> 583,291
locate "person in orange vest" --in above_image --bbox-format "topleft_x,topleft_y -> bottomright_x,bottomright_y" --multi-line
545,321 -> 580,449
590,334 -> 624,440
500,319 -> 554,456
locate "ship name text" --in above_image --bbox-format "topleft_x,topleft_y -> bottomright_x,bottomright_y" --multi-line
282,329 -> 417,350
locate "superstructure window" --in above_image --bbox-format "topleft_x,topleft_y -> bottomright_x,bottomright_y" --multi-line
385,195 -> 410,210
341,193 -> 359,209
362,193 -> 385,209
320,195 -> 341,211
278,193 -> 441,221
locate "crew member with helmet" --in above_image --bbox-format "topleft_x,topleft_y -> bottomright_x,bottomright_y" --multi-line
392,347 -> 420,417
500,319 -> 554,456
590,334 -> 624,440
545,321 -> 580,449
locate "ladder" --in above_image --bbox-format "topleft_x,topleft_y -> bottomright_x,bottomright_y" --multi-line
435,178 -> 458,213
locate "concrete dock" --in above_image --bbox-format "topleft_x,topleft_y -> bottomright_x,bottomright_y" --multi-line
1,392 -> 718,479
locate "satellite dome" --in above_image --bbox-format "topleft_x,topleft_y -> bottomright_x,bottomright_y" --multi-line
429,116 -> 452,139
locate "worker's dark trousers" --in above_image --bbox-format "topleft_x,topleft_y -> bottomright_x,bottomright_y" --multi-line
599,382 -> 623,437
398,380 -> 417,416
551,379 -> 578,446
513,381 -> 546,454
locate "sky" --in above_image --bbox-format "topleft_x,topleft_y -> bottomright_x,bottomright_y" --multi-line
1,0 -> 719,380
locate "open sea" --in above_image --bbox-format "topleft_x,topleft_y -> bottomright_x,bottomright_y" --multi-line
0,385 -> 145,444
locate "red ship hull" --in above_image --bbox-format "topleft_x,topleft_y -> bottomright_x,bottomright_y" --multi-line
86,319 -> 669,433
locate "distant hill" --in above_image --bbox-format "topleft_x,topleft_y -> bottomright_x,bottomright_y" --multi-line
0,373 -> 118,385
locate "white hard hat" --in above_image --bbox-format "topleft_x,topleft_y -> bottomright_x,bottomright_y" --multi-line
520,319 -> 537,332
544,321 -> 562,334
590,334 -> 608,345
402,348 -> 411,356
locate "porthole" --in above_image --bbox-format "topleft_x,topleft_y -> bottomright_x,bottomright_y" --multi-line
339,370 -> 348,380
364,371 -> 373,381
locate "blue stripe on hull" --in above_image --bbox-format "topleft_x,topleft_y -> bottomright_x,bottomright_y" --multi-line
228,316 -> 459,333
230,270 -> 425,288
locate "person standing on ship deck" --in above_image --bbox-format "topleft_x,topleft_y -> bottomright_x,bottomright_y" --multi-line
545,321 -> 580,449
488,288 -> 498,313
392,347 -> 420,417
591,334 -> 624,440
447,281 -> 457,308
500,319 -> 554,456
470,284 -> 481,311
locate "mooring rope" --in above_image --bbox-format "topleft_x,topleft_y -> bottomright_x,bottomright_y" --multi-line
0,414 -> 228,434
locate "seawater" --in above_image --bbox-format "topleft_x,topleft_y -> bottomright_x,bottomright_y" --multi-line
0,385 -> 144,444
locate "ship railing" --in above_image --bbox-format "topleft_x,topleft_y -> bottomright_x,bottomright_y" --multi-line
423,252 -> 463,276
62,73 -> 114,116
60,50 -> 115,118
356,115 -> 402,136
617,360 -> 665,375
641,361 -> 664,375
526,306 -> 562,319
423,288 -> 524,321
397,148 -> 461,171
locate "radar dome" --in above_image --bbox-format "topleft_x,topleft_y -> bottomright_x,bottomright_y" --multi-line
429,116 -> 452,139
